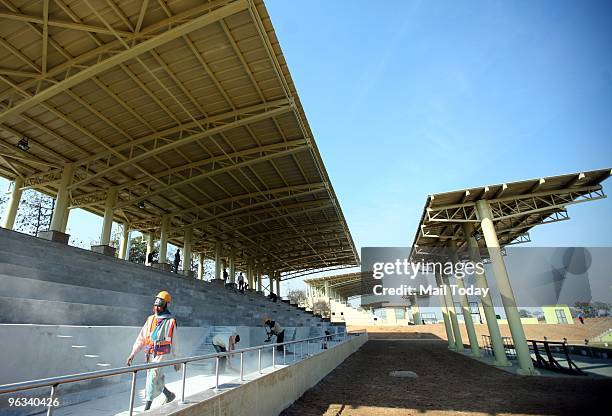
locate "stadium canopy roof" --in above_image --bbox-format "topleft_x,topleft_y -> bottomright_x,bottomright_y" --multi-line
0,0 -> 358,274
305,272 -> 375,300
411,168 -> 611,259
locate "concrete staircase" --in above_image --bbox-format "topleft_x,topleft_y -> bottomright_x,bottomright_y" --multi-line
0,228 -> 324,329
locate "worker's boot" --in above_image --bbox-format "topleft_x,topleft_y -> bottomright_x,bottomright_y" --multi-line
163,387 -> 176,403
144,400 -> 152,411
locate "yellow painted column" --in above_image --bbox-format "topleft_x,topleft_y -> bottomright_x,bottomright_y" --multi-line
228,247 -> 236,285
183,227 -> 193,275
275,272 -> 281,296
100,187 -> 118,246
50,164 -> 73,232
448,240 -> 480,356
197,253 -> 205,279
158,214 -> 170,264
475,200 -> 537,375
436,273 -> 456,350
118,224 -> 129,259
145,233 -> 155,265
60,206 -> 70,233
411,295 -> 422,325
256,267 -> 262,292
214,241 -> 222,280
247,259 -> 254,290
2,177 -> 23,229
442,272 -> 464,351
462,222 -> 510,366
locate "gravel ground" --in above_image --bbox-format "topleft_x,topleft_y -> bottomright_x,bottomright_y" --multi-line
280,337 -> 611,416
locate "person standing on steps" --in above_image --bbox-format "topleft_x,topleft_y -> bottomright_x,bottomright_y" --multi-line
126,291 -> 180,411
238,272 -> 245,292
173,249 -> 181,274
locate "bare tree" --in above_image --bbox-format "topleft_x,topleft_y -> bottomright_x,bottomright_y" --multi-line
287,289 -> 308,306
312,299 -> 331,318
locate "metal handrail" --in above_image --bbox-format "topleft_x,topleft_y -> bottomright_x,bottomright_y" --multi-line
0,330 -> 364,415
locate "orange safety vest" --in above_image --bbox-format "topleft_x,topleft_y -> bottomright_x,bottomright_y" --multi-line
145,314 -> 176,358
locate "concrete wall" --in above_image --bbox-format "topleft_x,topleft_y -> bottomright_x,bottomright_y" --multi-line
543,305 -> 575,325
0,324 -> 208,385
155,334 -> 368,416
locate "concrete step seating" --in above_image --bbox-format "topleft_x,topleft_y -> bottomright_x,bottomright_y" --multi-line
0,228 -> 321,328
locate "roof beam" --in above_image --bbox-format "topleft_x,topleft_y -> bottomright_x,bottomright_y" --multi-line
0,11 -> 134,37
0,0 -> 248,124
113,145 -> 308,209
69,102 -> 292,189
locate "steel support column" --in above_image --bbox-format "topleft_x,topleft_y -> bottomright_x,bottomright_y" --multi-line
159,214 -> 170,264
2,177 -> 23,229
198,253 -> 205,279
118,224 -> 129,259
183,227 -> 193,275
462,222 -> 510,366
146,233 -> 155,265
214,241 -> 222,280
275,272 -> 281,297
100,187 -> 118,246
448,240 -> 480,356
228,247 -> 236,285
436,273 -> 456,350
475,199 -> 537,375
49,163 -> 73,231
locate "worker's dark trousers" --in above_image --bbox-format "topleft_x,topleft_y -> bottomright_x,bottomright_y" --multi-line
213,344 -> 227,372
276,330 -> 284,351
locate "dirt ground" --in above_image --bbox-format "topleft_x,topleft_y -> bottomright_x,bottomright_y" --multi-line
349,317 -> 612,345
280,336 -> 611,416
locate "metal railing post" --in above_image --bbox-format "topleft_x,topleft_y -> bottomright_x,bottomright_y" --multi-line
46,384 -> 57,416
258,348 -> 262,373
240,352 -> 244,381
180,363 -> 187,404
283,346 -> 286,364
272,346 -> 276,368
215,357 -> 220,390
128,372 -> 137,416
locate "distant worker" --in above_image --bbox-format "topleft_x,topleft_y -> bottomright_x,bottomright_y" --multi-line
147,250 -> 157,266
223,268 -> 229,283
578,313 -> 585,324
126,291 -> 179,411
269,292 -> 278,302
238,272 -> 245,292
173,250 -> 181,274
322,329 -> 332,349
211,333 -> 241,373
263,317 -> 284,351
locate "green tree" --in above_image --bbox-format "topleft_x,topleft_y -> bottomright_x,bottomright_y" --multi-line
0,188 -> 55,236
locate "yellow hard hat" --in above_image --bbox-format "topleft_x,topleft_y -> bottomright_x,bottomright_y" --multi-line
156,291 -> 172,303
262,316 -> 271,324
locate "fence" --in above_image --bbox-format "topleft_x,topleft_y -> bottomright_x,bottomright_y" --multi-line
0,330 -> 366,415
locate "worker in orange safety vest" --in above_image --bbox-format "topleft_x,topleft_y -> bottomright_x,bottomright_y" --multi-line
126,291 -> 180,411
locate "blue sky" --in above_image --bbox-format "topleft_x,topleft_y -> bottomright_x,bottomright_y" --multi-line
2,0 -> 612,294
